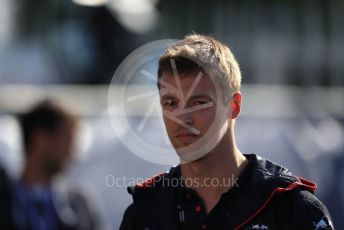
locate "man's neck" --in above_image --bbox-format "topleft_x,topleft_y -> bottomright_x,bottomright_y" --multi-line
180,131 -> 247,213
21,159 -> 52,187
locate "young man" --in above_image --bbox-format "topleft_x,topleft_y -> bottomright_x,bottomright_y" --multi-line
120,34 -> 334,230
0,101 -> 107,230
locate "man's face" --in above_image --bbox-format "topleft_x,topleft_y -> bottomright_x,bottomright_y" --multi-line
159,71 -> 229,159
40,122 -> 76,175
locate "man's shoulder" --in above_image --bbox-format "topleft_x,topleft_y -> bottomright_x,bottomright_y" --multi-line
270,186 -> 334,229
274,186 -> 327,212
120,167 -> 181,230
244,154 -> 301,189
127,165 -> 180,199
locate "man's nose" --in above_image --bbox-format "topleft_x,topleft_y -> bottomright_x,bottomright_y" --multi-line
176,109 -> 194,125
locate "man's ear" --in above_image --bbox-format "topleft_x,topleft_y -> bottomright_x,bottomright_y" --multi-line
230,93 -> 242,119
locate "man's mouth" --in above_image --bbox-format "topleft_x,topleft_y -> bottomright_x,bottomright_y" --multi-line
175,132 -> 199,143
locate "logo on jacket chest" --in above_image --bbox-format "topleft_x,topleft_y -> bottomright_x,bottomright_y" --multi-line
313,216 -> 333,230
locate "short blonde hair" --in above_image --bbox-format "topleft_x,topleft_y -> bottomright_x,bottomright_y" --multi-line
157,34 -> 241,103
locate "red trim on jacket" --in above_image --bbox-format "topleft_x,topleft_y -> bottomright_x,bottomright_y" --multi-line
234,177 -> 317,230
136,173 -> 166,189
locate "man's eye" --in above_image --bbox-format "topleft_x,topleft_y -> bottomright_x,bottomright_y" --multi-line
193,100 -> 208,106
162,99 -> 177,107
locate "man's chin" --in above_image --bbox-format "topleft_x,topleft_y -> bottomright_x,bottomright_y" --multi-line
44,163 -> 63,176
174,143 -> 208,163
173,138 -> 199,148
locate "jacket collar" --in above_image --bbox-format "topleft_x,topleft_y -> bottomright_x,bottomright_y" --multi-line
128,153 -> 307,198
128,153 -> 317,229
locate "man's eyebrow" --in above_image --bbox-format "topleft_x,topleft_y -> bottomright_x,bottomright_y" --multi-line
188,94 -> 215,101
160,95 -> 178,101
161,94 -> 214,101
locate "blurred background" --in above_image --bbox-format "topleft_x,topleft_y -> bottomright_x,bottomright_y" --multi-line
0,0 -> 343,229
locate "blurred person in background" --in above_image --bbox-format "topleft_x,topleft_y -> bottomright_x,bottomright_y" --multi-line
120,34 -> 334,230
0,100 -> 108,230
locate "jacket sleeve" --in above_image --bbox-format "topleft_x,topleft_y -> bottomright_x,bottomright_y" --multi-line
290,188 -> 335,229
119,203 -> 137,230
